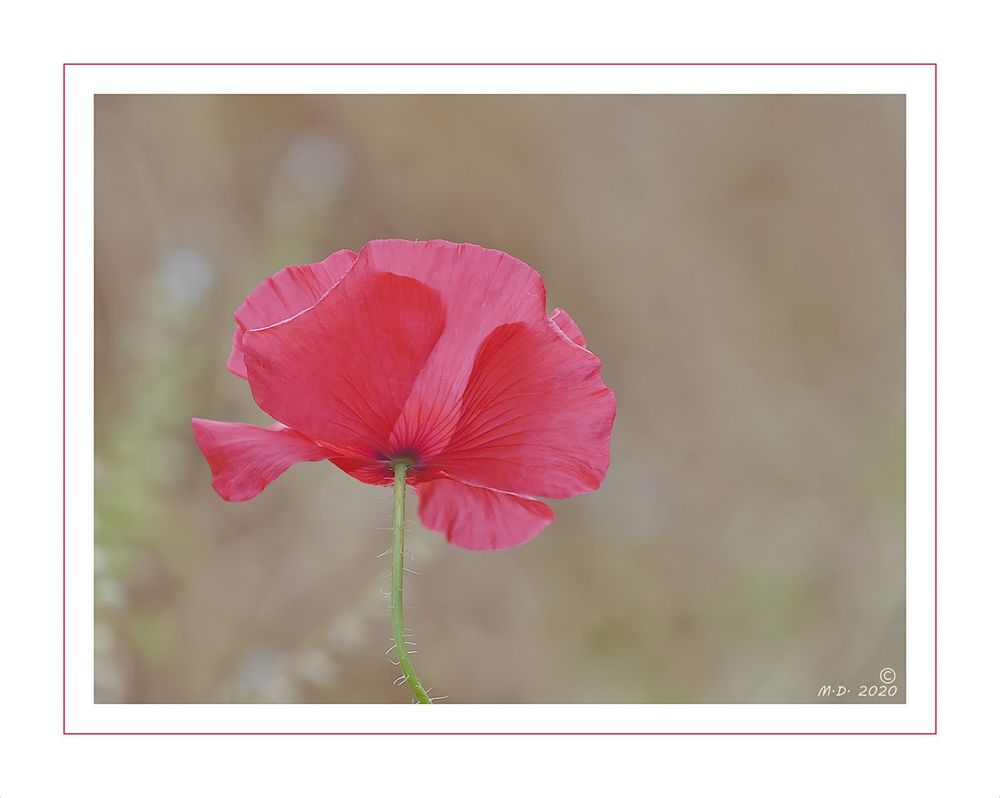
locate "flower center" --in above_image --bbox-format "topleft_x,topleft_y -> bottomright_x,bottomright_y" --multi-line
382,449 -> 421,477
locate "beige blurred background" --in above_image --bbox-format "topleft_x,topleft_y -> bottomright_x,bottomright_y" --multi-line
94,94 -> 905,704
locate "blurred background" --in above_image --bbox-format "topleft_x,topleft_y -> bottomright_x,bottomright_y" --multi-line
94,94 -> 905,703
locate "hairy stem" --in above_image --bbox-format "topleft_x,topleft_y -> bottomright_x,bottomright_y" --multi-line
391,460 -> 431,703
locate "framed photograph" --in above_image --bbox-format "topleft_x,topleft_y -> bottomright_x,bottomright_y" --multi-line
65,63 -> 935,733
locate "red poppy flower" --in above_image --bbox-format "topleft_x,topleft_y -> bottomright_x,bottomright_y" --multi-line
193,239 -> 616,550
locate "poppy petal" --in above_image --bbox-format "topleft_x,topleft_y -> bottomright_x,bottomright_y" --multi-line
415,478 -> 553,551
241,267 -> 446,465
549,307 -> 587,348
225,326 -> 248,378
192,418 -> 335,502
354,240 -> 548,460
435,318 -> 615,499
227,249 -> 357,378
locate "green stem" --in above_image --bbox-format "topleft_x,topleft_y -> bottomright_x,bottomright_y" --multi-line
391,460 -> 432,704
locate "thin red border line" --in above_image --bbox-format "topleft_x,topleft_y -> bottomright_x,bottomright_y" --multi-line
933,62 -> 939,736
64,62 -> 937,735
64,62 -> 936,66
63,736 -> 937,737
62,61 -> 67,737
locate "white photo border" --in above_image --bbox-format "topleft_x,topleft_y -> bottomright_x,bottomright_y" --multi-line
65,63 -> 935,733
